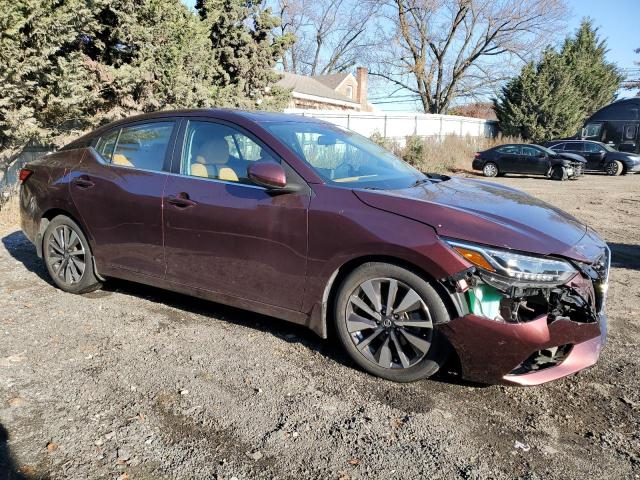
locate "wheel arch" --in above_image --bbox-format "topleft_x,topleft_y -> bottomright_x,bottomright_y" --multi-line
311,254 -> 460,340
37,208 -> 103,281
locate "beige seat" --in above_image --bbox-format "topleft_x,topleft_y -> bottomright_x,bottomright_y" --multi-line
191,138 -> 239,182
112,153 -> 133,167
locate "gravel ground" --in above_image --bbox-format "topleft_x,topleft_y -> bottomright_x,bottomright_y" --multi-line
0,174 -> 639,480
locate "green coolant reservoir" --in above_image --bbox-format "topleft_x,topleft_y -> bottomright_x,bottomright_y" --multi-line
468,284 -> 503,320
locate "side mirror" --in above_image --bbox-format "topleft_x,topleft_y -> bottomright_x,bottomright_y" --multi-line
248,162 -> 287,189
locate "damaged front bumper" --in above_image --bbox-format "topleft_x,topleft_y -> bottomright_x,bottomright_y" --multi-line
437,247 -> 610,386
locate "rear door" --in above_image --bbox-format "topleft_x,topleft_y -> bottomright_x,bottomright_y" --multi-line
582,142 -> 607,170
162,118 -> 310,311
495,145 -> 522,172
69,120 -> 177,278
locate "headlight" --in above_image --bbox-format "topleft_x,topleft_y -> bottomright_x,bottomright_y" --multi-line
445,239 -> 577,285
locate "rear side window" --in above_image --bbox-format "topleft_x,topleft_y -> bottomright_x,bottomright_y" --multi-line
564,142 -> 584,152
111,122 -> 174,171
496,145 -> 520,154
584,142 -> 604,153
521,146 -> 540,157
550,143 -> 565,150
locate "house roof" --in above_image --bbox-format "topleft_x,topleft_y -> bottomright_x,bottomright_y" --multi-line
276,72 -> 358,105
312,72 -> 351,90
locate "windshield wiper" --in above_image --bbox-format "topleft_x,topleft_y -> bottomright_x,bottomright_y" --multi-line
410,177 -> 430,187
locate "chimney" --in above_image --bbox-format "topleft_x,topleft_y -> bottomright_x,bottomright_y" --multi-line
356,67 -> 368,110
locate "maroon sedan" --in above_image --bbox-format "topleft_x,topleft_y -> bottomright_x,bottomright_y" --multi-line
19,110 -> 610,385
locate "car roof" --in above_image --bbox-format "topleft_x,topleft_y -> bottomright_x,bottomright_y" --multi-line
548,139 -> 605,146
64,109 -> 328,149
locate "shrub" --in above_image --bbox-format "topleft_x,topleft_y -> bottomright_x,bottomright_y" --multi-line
371,133 -> 522,174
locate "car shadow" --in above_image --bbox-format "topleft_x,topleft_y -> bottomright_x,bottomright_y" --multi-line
0,423 -> 27,480
1,230 -> 51,284
608,243 -> 640,272
2,229 -> 469,387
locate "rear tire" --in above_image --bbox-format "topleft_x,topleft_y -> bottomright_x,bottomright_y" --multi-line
334,262 -> 450,382
550,166 -> 568,181
605,160 -> 623,176
42,215 -> 102,294
483,162 -> 499,177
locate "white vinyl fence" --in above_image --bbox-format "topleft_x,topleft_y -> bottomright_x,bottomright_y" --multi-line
284,109 -> 499,142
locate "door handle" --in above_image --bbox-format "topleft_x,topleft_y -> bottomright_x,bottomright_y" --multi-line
167,192 -> 197,208
72,176 -> 95,189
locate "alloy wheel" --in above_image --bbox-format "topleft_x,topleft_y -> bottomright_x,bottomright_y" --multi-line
47,225 -> 86,285
605,162 -> 619,176
345,278 -> 433,369
483,163 -> 498,177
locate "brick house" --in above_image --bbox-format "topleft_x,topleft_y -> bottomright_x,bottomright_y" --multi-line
276,67 -> 374,112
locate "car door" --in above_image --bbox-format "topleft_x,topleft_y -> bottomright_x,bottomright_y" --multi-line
69,120 -> 177,278
563,141 -> 584,157
495,145 -> 522,172
582,142 -> 606,170
520,146 -> 549,175
162,118 -> 310,311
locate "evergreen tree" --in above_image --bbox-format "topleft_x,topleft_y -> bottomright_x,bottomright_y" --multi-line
561,20 -> 623,115
79,0 -> 220,122
494,20 -> 622,142
0,0 -> 293,172
196,0 -> 294,110
0,0 -> 98,168
494,50 -> 583,142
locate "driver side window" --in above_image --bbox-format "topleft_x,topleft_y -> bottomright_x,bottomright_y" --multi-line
181,121 -> 278,183
521,146 -> 541,157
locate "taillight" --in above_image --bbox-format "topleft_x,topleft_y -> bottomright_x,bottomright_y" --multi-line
19,168 -> 33,183
474,152 -> 481,158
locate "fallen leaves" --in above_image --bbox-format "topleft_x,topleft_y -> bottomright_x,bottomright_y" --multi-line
8,397 -> 24,407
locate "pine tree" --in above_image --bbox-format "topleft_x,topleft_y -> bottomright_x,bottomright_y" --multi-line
494,50 -> 583,142
560,20 -> 623,115
196,0 -> 294,110
0,0 -> 98,169
79,0 -> 220,122
494,20 -> 622,142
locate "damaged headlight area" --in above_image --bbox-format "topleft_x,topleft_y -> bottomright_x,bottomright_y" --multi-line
443,239 -> 601,324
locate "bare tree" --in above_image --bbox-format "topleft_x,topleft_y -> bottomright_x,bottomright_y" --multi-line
276,0 -> 381,75
372,0 -> 568,113
623,47 -> 640,93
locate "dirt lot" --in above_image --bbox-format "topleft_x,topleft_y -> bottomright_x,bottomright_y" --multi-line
1,174 -> 639,480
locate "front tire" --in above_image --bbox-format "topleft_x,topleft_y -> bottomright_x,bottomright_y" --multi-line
550,166 -> 568,181
42,215 -> 102,294
483,162 -> 499,177
605,160 -> 623,176
334,263 -> 450,382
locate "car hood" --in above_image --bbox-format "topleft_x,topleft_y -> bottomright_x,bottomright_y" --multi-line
611,152 -> 640,162
555,152 -> 587,163
353,177 -> 599,262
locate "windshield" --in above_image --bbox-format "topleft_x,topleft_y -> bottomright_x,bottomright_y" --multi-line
263,121 -> 427,189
